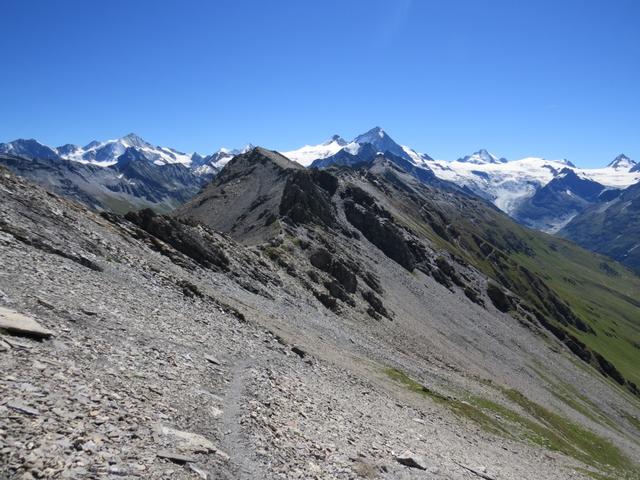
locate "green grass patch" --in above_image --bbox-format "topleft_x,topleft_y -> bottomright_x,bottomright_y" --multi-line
385,368 -> 640,478
384,368 -> 507,436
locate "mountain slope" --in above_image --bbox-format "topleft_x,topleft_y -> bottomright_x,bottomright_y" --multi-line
560,181 -> 640,274
2,160 -> 640,479
180,148 -> 640,394
176,149 -> 640,477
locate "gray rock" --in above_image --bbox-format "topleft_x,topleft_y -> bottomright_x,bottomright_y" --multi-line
156,450 -> 196,464
7,402 -> 40,416
395,450 -> 427,470
0,307 -> 53,339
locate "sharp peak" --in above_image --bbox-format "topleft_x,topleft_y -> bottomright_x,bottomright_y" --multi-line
118,133 -> 151,147
359,126 -> 386,136
353,126 -> 400,146
324,134 -> 347,145
608,153 -> 636,168
121,132 -> 145,140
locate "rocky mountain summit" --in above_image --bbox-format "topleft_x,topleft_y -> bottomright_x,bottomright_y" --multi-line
1,144 -> 640,479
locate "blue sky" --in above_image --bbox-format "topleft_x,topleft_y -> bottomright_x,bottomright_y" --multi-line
2,0 -> 639,166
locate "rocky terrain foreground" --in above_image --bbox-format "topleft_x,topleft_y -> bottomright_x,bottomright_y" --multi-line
1,158 -> 639,479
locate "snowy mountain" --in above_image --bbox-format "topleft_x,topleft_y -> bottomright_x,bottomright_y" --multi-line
2,130 -> 639,239
56,133 -> 194,167
607,153 -> 636,170
457,149 -> 507,165
280,127 -> 435,175
426,156 -> 572,213
425,154 -> 640,219
512,168 -> 613,232
0,134 -> 254,214
284,130 -> 640,233
0,134 -> 254,178
282,135 -> 346,167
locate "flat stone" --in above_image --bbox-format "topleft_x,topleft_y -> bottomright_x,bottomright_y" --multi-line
153,424 -> 216,453
156,450 -> 196,464
0,307 -> 53,339
7,402 -> 40,416
204,355 -> 221,365
395,450 -> 427,470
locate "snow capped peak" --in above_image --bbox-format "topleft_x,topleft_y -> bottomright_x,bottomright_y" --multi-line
607,154 -> 636,170
349,126 -> 412,161
323,135 -> 347,146
457,149 -> 506,165
119,133 -> 151,149
353,126 -> 389,144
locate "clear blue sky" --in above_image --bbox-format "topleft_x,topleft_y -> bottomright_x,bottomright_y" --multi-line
2,0 -> 639,166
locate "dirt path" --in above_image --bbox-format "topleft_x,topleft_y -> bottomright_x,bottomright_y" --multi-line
219,357 -> 263,480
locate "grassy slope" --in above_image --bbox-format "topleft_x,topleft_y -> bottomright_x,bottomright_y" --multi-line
385,368 -> 640,479
363,168 -> 640,389
462,210 -> 640,388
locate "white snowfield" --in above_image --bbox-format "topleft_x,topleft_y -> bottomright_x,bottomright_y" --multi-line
426,157 -> 559,213
59,134 -> 194,167
426,156 -> 640,214
282,137 -> 346,167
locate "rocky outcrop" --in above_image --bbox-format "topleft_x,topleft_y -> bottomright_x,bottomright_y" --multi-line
309,248 -> 357,294
279,171 -> 337,227
343,186 -> 416,271
121,209 -> 230,272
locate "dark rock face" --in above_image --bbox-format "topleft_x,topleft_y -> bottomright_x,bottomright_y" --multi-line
343,186 -> 415,271
313,291 -> 338,311
486,283 -> 512,313
324,280 -> 355,306
309,248 -> 357,293
280,171 -> 337,227
121,209 -> 229,271
362,290 -> 388,318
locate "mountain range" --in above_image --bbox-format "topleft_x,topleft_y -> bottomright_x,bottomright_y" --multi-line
1,139 -> 640,478
1,128 -> 639,271
0,134 -> 252,213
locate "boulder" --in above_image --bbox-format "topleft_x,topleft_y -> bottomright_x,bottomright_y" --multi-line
0,307 -> 53,339
395,450 -> 427,470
